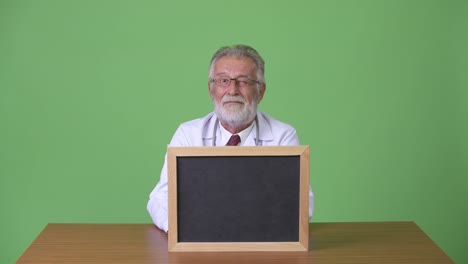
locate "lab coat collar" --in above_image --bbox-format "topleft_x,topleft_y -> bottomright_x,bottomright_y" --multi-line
202,112 -> 273,144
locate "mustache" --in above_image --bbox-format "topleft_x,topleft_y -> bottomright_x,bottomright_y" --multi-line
221,96 -> 246,104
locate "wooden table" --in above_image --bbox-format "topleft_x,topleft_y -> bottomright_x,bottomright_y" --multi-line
16,222 -> 454,263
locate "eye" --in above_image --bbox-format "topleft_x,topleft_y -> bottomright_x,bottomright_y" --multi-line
238,80 -> 248,86
237,78 -> 250,87
219,78 -> 230,86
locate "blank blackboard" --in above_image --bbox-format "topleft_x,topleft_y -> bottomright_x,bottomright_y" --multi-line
167,146 -> 309,252
177,155 -> 299,242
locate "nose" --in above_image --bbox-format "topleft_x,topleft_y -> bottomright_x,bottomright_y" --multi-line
226,79 -> 240,95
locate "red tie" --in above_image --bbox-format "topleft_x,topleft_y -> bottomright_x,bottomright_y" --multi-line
226,135 -> 241,146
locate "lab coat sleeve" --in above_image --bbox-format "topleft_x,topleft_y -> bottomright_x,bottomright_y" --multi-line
147,126 -> 190,232
147,155 -> 169,232
278,127 -> 314,220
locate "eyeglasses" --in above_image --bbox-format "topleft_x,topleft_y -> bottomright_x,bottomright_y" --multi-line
211,76 -> 261,88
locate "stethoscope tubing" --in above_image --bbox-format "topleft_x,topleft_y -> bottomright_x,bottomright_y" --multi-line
211,116 -> 260,146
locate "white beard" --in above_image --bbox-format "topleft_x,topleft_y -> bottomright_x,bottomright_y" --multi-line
213,95 -> 258,130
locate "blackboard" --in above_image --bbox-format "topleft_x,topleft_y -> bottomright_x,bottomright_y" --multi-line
167,146 -> 309,252
177,155 -> 299,242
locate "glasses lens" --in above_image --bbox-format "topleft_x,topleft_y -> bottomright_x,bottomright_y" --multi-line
214,77 -> 257,88
236,77 -> 250,87
216,78 -> 230,87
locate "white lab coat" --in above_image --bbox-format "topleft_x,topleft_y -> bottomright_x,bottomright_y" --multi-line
147,112 -> 314,232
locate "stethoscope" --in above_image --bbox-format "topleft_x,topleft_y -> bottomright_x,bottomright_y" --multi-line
211,116 -> 261,146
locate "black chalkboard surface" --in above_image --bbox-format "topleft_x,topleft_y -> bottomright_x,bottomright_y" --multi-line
167,146 -> 309,252
177,155 -> 299,242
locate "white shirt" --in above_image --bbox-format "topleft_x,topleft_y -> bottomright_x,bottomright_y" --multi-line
147,112 -> 314,232
219,120 -> 255,146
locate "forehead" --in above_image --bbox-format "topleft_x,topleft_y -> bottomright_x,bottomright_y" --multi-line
213,55 -> 257,75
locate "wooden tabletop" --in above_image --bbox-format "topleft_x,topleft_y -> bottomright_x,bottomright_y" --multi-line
16,222 -> 454,264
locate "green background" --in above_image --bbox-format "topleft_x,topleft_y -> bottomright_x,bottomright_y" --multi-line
1,0 -> 467,263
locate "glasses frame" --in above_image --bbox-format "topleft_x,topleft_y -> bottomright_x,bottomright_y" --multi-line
210,76 -> 261,88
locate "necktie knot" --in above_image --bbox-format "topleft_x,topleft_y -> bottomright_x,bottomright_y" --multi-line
226,134 -> 241,146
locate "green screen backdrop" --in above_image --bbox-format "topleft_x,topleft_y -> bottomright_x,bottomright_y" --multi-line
1,1 -> 467,263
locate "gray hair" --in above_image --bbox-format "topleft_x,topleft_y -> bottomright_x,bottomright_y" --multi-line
208,44 -> 265,86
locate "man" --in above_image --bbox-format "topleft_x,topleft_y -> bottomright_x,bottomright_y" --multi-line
147,44 -> 314,232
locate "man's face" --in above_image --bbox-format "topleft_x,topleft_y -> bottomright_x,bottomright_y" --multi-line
209,55 -> 266,130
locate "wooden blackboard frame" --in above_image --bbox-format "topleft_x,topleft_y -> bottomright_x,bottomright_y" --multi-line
167,146 -> 310,252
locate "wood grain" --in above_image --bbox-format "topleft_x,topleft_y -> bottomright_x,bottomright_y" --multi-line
16,222 -> 454,264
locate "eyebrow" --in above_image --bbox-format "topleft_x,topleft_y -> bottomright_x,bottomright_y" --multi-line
215,73 -> 251,78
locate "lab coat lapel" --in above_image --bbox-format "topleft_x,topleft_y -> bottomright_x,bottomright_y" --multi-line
202,112 -> 220,146
253,112 -> 274,145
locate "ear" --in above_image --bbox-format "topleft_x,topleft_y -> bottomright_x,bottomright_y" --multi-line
256,83 -> 266,103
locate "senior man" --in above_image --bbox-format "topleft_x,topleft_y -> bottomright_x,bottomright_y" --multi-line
147,44 -> 314,232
